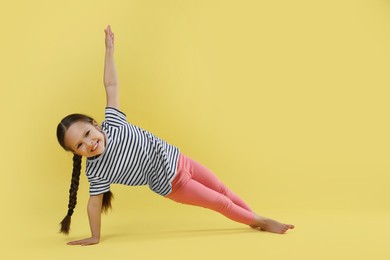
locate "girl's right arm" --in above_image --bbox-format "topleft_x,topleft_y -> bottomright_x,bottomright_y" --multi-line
67,194 -> 103,246
103,25 -> 120,110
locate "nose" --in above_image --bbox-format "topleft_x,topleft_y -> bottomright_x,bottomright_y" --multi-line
85,138 -> 94,149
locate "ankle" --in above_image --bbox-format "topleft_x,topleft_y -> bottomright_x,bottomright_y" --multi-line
252,214 -> 267,227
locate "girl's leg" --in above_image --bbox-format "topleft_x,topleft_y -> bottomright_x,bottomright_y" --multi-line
167,154 -> 295,233
185,155 -> 253,212
167,176 -> 256,225
167,154 -> 255,225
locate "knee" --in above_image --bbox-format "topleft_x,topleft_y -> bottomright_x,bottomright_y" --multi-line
214,195 -> 233,213
217,183 -> 230,196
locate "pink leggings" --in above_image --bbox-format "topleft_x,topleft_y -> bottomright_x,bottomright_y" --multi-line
165,154 -> 255,225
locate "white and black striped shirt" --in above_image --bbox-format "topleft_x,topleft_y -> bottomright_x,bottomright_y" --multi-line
86,107 -> 180,196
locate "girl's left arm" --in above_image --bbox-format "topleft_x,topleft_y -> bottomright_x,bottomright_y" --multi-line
104,25 -> 120,109
66,194 -> 103,246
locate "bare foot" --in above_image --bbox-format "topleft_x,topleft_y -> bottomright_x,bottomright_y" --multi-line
250,215 -> 294,234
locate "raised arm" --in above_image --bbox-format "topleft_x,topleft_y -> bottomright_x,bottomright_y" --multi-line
67,194 -> 103,246
104,25 -> 120,109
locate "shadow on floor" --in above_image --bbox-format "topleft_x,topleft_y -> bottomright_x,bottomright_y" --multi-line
100,226 -> 261,242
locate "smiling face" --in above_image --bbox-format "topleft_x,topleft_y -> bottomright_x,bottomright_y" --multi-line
64,121 -> 106,157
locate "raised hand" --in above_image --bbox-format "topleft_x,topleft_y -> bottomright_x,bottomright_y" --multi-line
104,25 -> 115,50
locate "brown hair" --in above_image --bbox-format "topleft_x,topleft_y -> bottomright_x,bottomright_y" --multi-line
57,114 -> 114,235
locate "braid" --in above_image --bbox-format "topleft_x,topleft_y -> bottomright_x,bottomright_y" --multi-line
102,191 -> 114,214
59,154 -> 82,235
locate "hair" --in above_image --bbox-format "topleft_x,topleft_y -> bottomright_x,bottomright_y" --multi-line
57,114 -> 114,235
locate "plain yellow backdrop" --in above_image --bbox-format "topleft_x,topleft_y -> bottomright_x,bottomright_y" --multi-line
1,0 -> 389,259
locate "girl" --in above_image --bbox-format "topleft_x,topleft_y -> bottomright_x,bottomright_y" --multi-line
56,25 -> 294,246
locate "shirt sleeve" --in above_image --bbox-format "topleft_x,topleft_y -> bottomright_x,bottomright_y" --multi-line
104,107 -> 127,127
89,176 -> 111,196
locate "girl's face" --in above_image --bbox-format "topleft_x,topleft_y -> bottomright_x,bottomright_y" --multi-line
64,121 -> 106,157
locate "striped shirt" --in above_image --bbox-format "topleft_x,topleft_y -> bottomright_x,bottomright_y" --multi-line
85,107 -> 180,196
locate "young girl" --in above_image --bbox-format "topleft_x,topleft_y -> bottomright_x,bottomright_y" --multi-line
56,25 -> 294,246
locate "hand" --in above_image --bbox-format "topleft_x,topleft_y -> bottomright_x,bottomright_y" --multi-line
67,236 -> 100,246
104,25 -> 115,50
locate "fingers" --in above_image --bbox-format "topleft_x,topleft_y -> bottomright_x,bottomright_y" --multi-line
80,242 -> 96,246
104,25 -> 115,49
105,25 -> 112,34
104,25 -> 114,39
67,240 -> 83,245
67,242 -> 94,246
67,239 -> 97,246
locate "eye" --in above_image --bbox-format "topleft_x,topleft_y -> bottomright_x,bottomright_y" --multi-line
77,143 -> 82,149
85,130 -> 90,137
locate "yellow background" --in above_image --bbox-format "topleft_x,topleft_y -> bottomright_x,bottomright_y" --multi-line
1,0 -> 389,259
